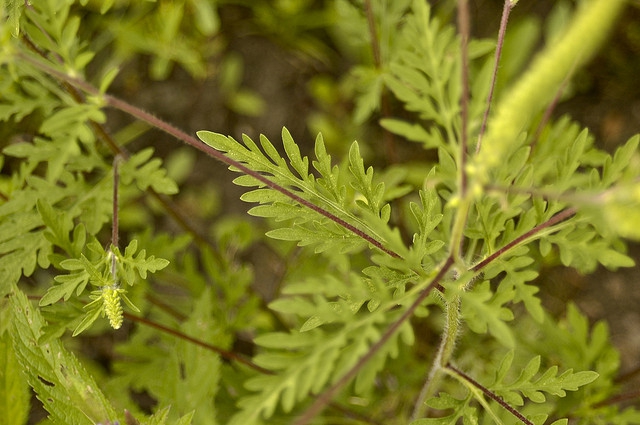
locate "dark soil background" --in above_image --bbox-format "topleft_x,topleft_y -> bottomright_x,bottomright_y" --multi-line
108,0 -> 640,409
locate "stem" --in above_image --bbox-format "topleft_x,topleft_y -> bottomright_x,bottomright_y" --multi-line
364,0 -> 381,67
111,157 -> 120,250
471,207 -> 576,272
450,195 -> 472,264
110,156 -> 121,280
445,364 -> 534,425
293,255 -> 455,425
593,388 -> 640,408
14,51 -> 401,259
123,312 -> 273,375
411,294 -> 462,420
475,0 -> 514,154
457,0 -> 470,198
106,94 -> 400,258
451,0 -> 472,263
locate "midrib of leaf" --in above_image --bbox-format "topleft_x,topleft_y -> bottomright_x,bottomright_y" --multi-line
253,145 -> 390,252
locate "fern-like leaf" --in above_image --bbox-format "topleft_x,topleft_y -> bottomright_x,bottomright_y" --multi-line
197,128 -> 404,256
491,350 -> 598,406
411,393 -> 475,425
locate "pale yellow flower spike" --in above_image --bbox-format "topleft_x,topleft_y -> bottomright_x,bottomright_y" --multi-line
102,287 -> 123,330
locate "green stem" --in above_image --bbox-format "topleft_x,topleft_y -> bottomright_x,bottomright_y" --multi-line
293,255 -> 455,425
450,193 -> 472,264
411,293 -> 462,420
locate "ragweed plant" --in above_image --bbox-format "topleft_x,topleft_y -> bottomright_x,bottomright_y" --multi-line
1,0 -> 640,425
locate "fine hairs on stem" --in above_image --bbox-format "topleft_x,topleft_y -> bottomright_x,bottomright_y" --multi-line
411,0 -> 471,418
411,292 -> 462,420
293,255 -> 456,425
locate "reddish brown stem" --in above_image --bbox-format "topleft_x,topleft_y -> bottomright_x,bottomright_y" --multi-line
472,207 -> 577,272
293,255 -> 455,425
446,363 -> 534,425
475,0 -> 514,154
123,312 -> 272,375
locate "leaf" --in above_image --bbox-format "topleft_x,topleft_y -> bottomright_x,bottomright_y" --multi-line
119,148 -> 179,195
491,350 -> 599,406
460,281 -> 515,347
197,128 -> 398,255
115,239 -> 170,284
112,288 -> 224,425
10,289 -> 119,424
482,248 -> 543,323
409,187 -> 444,266
0,331 -> 30,425
230,284 -> 410,424
411,393 -> 474,425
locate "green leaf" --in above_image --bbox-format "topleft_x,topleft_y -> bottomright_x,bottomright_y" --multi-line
0,331 -> 30,425
10,289 -> 119,424
112,288 -> 224,425
115,239 -> 170,284
460,281 -> 515,347
411,393 -> 474,425
197,128 -> 399,255
491,349 -> 599,406
119,148 -> 179,195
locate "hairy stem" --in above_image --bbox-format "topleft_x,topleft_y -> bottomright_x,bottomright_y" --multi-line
293,255 -> 455,425
110,156 -> 121,281
364,0 -> 397,164
111,156 -> 121,251
450,195 -> 472,264
411,293 -> 462,420
15,51 -> 401,259
364,0 -> 381,67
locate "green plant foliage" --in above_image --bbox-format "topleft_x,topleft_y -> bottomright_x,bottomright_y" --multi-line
0,330 -> 30,424
10,290 -> 119,424
197,128 -> 409,257
2,0 -> 640,424
112,288 -> 223,425
491,350 -> 599,406
410,392 -> 475,425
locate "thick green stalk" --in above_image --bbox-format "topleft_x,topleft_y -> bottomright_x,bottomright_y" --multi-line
472,0 -> 625,179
